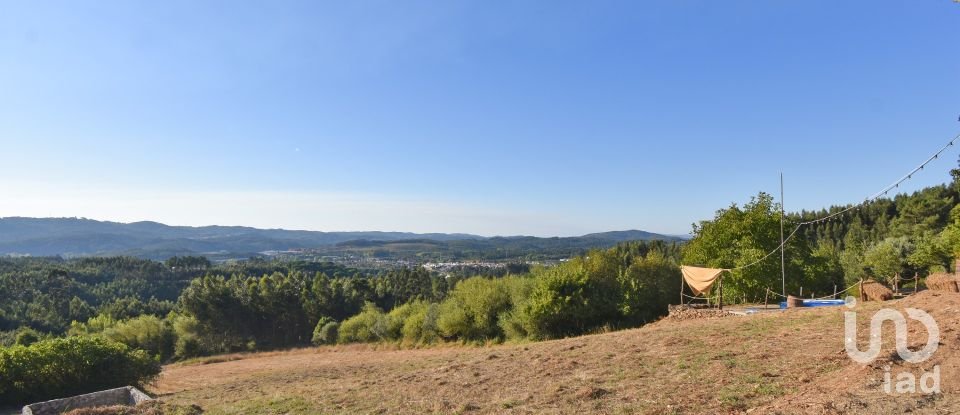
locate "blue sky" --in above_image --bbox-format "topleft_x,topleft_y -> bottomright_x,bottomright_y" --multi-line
0,1 -> 958,236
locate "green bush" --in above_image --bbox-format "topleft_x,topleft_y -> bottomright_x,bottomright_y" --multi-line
514,257 -> 622,340
0,327 -> 48,348
311,317 -> 336,345
14,327 -> 43,347
170,313 -> 207,359
70,314 -> 176,361
103,315 -> 176,361
337,303 -> 387,344
317,322 -> 339,346
436,276 -> 531,342
385,301 -> 423,341
401,302 -> 440,345
68,314 -> 118,337
0,336 -> 160,405
617,253 -> 680,326
335,300 -> 441,345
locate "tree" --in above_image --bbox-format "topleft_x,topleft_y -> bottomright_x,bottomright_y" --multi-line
682,193 -> 831,300
863,237 -> 914,285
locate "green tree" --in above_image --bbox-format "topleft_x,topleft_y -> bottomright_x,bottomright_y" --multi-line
863,237 -> 914,285
682,193 -> 825,300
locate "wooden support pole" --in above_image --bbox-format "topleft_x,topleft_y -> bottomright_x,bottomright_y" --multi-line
833,285 -> 838,299
764,289 -> 769,309
718,278 -> 723,311
680,275 -> 684,305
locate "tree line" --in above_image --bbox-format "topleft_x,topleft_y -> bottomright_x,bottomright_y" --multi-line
683,157 -> 960,301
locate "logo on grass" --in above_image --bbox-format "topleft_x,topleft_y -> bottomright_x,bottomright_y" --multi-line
843,296 -> 940,394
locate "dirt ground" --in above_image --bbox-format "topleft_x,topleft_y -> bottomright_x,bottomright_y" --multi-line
152,291 -> 960,414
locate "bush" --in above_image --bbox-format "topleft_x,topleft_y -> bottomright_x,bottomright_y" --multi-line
103,315 -> 176,361
14,328 -> 42,347
317,322 -> 339,346
70,314 -> 176,361
337,303 -> 387,344
0,327 -> 48,348
170,313 -> 206,359
385,301 -> 423,341
401,302 -> 440,345
311,317 -> 337,345
68,314 -> 118,337
617,253 -> 680,326
514,257 -> 621,340
0,336 -> 160,405
436,276 -> 531,342
335,300 -> 441,345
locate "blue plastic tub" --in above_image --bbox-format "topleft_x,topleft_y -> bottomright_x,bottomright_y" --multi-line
803,299 -> 845,307
779,299 -> 845,309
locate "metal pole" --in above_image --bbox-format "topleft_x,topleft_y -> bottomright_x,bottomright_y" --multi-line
780,172 -> 786,298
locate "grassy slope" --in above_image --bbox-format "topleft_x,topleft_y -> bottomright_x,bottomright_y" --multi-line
152,291 -> 960,414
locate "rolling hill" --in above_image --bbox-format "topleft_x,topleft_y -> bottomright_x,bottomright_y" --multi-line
0,217 -> 682,260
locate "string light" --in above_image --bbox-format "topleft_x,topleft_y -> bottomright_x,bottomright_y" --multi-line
726,132 -> 960,271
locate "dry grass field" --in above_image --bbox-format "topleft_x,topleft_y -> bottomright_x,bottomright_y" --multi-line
152,291 -> 960,414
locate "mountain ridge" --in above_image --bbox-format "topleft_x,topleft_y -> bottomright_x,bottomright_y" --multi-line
0,217 -> 681,259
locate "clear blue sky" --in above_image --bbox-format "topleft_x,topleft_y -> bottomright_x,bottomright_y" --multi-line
1,1 -> 958,236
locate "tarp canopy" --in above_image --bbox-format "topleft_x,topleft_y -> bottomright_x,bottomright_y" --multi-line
681,266 -> 726,295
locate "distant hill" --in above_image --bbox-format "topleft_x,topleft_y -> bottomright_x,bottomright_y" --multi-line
0,217 -> 681,260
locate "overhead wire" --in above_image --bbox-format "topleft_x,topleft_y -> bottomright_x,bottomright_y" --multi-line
723,132 -> 960,272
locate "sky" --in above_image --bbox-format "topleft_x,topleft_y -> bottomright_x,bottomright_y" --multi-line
0,1 -> 958,237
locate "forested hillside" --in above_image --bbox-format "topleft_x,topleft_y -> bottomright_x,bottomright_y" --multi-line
0,217 -> 680,260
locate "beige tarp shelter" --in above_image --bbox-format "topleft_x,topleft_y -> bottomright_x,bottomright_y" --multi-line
680,266 -> 727,295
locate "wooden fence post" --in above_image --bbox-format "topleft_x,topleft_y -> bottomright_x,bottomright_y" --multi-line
718,278 -> 723,311
680,276 -> 684,305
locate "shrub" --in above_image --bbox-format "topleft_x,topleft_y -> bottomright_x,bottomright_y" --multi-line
68,314 -> 118,337
70,314 -> 176,361
617,253 -> 680,326
170,313 -> 206,359
497,310 -> 529,341
0,336 -> 160,405
0,327 -> 48,348
337,303 -> 387,344
515,258 -> 621,340
14,328 -> 42,347
102,315 -> 176,361
311,317 -> 336,345
401,302 -> 440,345
436,276 -> 531,342
317,322 -> 339,346
385,301 -> 425,341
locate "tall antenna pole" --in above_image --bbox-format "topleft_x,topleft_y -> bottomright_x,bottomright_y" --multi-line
780,172 -> 786,298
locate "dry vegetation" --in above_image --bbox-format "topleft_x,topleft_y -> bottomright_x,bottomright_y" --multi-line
926,273 -> 959,292
860,280 -> 894,301
62,401 -> 203,415
152,291 -> 960,414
